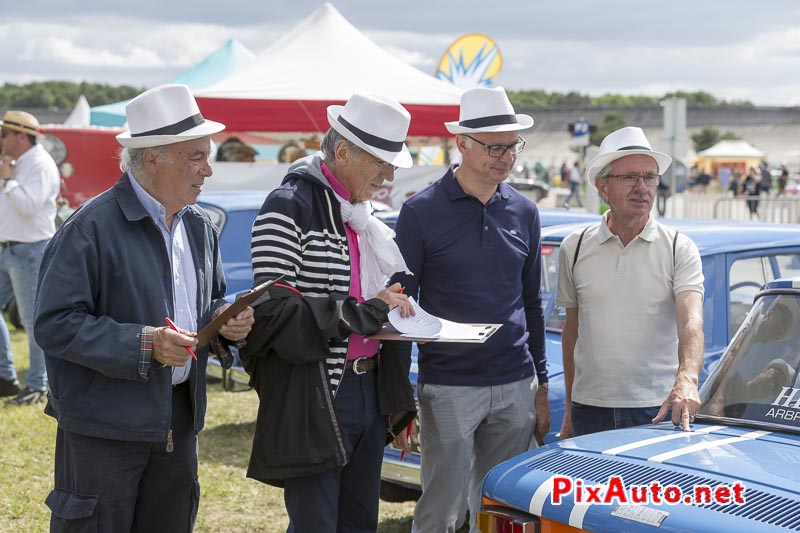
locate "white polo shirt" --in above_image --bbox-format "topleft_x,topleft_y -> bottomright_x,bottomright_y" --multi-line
556,214 -> 704,407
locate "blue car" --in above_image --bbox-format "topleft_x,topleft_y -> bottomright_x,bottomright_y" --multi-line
477,277 -> 800,532
380,219 -> 800,498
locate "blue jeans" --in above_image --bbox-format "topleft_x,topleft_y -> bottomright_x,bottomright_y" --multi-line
571,402 -> 662,437
0,240 -> 48,391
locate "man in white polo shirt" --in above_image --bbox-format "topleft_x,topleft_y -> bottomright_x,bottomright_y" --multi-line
557,126 -> 704,438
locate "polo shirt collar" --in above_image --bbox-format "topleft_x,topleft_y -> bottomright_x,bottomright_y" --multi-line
443,164 -> 512,202
598,211 -> 657,243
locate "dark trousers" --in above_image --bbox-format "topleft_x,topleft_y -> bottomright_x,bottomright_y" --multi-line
47,382 -> 199,532
284,369 -> 386,533
571,402 -> 662,437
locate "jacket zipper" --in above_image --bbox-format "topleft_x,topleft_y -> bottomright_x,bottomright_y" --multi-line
319,362 -> 347,465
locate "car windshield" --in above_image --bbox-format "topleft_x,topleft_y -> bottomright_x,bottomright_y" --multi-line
698,292 -> 800,433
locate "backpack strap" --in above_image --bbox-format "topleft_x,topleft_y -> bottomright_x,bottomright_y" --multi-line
571,225 -> 592,275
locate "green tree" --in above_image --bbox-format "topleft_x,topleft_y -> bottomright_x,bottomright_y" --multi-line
691,126 -> 741,152
590,111 -> 627,146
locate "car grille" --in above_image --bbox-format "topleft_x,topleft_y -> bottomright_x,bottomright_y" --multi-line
526,450 -> 800,531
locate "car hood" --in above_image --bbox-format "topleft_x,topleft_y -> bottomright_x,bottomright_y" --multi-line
483,424 -> 800,532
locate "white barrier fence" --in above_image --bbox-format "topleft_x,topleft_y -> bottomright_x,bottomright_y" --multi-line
664,192 -> 800,224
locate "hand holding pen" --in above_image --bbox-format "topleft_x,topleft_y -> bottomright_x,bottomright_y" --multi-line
152,318 -> 198,368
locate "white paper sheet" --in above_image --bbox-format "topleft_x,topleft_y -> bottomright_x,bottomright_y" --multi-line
388,297 -> 498,341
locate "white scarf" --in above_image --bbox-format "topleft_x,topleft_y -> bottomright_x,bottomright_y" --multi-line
328,192 -> 411,300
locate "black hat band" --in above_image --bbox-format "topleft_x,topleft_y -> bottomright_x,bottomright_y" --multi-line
338,116 -> 403,153
2,120 -> 38,134
459,114 -> 518,129
132,113 -> 205,137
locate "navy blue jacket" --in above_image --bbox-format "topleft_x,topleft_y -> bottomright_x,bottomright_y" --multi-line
34,173 -> 230,443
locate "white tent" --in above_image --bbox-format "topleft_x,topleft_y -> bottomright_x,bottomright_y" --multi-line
63,95 -> 90,127
698,140 -> 765,158
195,3 -> 462,136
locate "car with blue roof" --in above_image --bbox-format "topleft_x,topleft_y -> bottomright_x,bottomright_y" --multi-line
380,218 -> 800,499
476,277 -> 800,532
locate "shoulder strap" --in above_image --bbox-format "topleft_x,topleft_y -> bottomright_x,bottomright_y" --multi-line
571,225 -> 592,275
672,229 -> 679,268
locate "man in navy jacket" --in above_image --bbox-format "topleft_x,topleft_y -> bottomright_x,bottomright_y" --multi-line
34,84 -> 253,532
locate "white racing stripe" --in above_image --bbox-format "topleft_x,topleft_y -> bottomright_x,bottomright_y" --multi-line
648,430 -> 771,463
528,476 -> 557,516
569,502 -> 592,529
603,425 -> 726,456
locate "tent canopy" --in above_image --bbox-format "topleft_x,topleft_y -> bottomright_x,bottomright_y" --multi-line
697,140 -> 765,158
90,39 -> 256,127
195,3 -> 462,137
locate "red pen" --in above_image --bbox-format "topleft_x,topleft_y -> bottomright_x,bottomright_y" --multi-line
164,317 -> 197,360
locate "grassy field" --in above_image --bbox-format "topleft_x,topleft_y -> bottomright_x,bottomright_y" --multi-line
0,326 -> 416,532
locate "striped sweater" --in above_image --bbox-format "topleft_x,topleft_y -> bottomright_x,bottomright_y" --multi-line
251,154 -> 354,393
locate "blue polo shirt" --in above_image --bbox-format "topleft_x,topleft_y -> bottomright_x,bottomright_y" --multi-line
392,166 -> 546,386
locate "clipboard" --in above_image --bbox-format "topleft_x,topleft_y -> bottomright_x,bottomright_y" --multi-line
367,323 -> 502,344
196,275 -> 284,349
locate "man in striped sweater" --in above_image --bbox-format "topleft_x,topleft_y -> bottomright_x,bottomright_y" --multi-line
242,94 -> 416,533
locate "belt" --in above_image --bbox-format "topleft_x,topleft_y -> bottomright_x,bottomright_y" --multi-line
0,241 -> 22,249
345,356 -> 378,375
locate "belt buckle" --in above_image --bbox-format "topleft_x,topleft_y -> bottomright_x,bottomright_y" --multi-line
353,357 -> 368,375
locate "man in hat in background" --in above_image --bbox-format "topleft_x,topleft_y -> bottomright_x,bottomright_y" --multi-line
34,84 -> 254,532
557,126 -> 704,439
0,110 -> 60,404
242,93 -> 416,532
391,86 -> 551,533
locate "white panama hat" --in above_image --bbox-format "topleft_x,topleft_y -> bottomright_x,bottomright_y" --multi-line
327,93 -> 412,169
445,86 -> 533,135
117,84 -> 225,149
585,126 -> 672,189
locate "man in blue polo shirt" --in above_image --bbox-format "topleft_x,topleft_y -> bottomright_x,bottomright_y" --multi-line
392,86 -> 550,533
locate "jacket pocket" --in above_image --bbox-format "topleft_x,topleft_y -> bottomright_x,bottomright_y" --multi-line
45,488 -> 98,532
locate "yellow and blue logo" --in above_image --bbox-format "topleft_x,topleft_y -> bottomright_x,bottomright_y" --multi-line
435,33 -> 503,90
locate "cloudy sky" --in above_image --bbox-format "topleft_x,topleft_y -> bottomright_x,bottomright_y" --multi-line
5,0 -> 800,106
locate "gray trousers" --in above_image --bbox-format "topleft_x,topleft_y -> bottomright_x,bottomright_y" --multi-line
412,376 -> 538,533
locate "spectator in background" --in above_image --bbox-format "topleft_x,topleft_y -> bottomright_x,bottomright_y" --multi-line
563,160 -> 583,209
696,167 -> 712,191
559,161 -> 570,188
744,166 -> 761,219
216,136 -> 257,162
759,161 -> 773,195
730,166 -> 743,196
778,163 -> 789,196
718,165 -> 731,190
0,110 -> 60,405
284,145 -> 308,163
656,178 -> 669,217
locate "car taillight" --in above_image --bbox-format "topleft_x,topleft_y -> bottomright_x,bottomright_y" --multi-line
477,501 -> 589,533
476,508 -> 537,533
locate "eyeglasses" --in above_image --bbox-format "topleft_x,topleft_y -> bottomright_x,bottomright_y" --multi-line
374,158 -> 398,172
603,173 -> 661,187
464,135 -> 526,158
